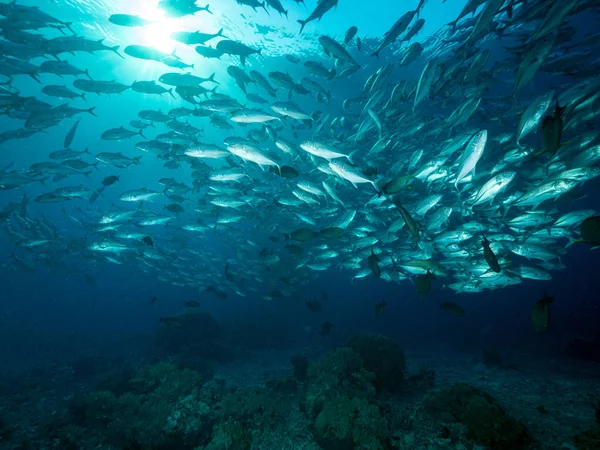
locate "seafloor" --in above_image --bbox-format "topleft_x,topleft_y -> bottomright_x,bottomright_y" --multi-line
1,314 -> 599,450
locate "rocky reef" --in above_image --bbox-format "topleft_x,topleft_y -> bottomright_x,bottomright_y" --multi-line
423,383 -> 532,450
4,329 -> 598,450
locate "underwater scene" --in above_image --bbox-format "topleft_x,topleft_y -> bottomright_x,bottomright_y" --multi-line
2,0 -> 600,448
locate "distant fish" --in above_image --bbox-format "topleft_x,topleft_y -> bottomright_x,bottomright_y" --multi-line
368,248 -> 381,277
298,0 -> 338,34
64,118 -> 81,149
532,292 -> 553,332
344,26 -> 358,45
108,14 -> 153,27
415,269 -> 435,298
320,321 -> 333,336
375,300 -> 386,318
439,302 -> 465,316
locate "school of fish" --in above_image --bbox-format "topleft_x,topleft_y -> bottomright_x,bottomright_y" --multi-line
1,0 -> 600,302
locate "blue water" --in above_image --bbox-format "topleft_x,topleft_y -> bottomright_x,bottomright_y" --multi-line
1,0 -> 600,449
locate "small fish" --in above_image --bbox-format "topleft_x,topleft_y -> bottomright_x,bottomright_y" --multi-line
375,299 -> 387,318
101,175 -> 120,187
440,302 -> 465,316
320,321 -> 333,336
159,316 -> 185,327
482,235 -> 501,273
532,292 -> 553,332
368,248 -> 381,277
306,300 -> 322,312
415,269 -> 435,298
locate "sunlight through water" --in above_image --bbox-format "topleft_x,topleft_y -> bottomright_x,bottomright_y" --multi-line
131,3 -> 180,53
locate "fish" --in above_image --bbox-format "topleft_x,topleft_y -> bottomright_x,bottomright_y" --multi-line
482,235 -> 501,273
368,248 -> 381,277
108,14 -> 153,27
305,300 -> 322,312
532,291 -> 553,332
415,270 -> 435,298
298,0 -> 338,34
320,321 -> 333,336
375,300 -> 386,318
439,302 -> 465,316
371,0 -> 425,58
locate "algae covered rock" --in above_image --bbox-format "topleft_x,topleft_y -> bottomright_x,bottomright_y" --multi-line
423,383 -> 532,450
347,332 -> 406,393
313,396 -> 391,450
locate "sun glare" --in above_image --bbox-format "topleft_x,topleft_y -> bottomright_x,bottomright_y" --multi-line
135,6 -> 178,54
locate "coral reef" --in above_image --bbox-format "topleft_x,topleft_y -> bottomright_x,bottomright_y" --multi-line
302,337 -> 404,449
423,383 -> 532,450
313,396 -> 391,450
66,362 -> 210,449
347,333 -> 405,393
303,347 -> 377,418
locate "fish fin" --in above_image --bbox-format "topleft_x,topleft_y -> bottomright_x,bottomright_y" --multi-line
111,45 -> 124,59
297,19 -> 307,34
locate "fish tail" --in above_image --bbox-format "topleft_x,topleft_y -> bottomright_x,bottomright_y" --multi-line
204,4 -> 213,14
168,88 -> 175,99
80,92 -> 87,102
133,156 -> 144,165
297,19 -> 307,34
84,68 -> 92,80
64,22 -> 75,34
139,129 -> 146,139
87,106 -> 97,117
111,45 -> 124,59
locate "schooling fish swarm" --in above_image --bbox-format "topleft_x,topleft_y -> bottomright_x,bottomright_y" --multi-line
1,0 -> 600,299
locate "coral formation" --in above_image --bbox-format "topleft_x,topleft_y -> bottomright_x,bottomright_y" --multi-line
67,362 -> 210,449
347,332 -> 406,393
303,347 -> 377,418
313,396 -> 391,450
423,383 -> 532,450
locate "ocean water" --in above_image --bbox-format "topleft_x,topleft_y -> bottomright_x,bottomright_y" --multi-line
2,0 -> 600,449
